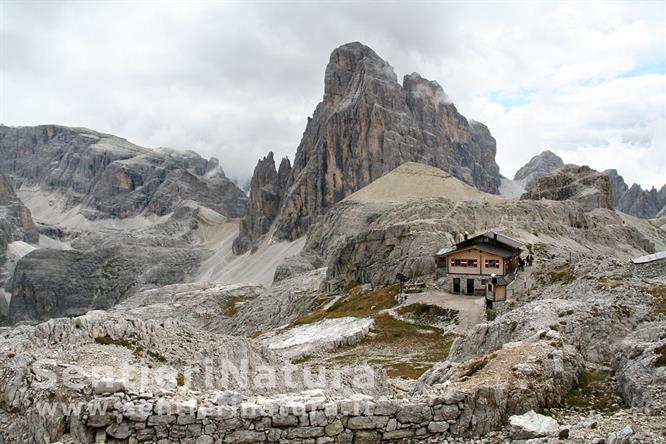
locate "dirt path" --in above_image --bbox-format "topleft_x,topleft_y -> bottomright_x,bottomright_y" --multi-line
400,290 -> 485,333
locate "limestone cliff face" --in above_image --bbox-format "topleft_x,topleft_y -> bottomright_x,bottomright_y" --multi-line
233,152 -> 291,254
604,169 -> 666,219
0,175 -> 38,247
235,42 -> 501,252
513,150 -> 564,191
604,169 -> 629,208
0,174 -> 39,317
0,125 -> 248,219
521,165 -> 614,211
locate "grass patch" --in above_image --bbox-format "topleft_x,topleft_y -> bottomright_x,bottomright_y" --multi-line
290,284 -> 455,379
221,295 -> 256,317
655,344 -> 666,367
365,314 -> 455,378
596,276 -> 623,290
562,370 -> 625,414
176,371 -> 185,387
95,335 -> 134,349
290,284 -> 400,327
549,264 -> 575,284
397,303 -> 459,325
460,355 -> 490,378
646,285 -> 666,316
95,335 -> 167,362
147,350 -> 167,363
375,360 -> 434,380
306,313 -> 455,379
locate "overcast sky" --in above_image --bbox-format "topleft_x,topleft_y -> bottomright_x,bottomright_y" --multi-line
1,1 -> 665,189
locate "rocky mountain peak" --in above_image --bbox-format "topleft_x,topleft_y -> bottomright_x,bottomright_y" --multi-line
324,42 -> 396,100
234,42 -> 502,253
514,150 -> 564,190
233,151 -> 291,254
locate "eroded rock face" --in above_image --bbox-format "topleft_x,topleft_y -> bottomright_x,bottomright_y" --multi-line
0,174 -> 39,316
521,165 -> 614,211
235,42 -> 501,252
2,206 -> 211,325
0,175 -> 38,246
605,169 -> 630,207
613,320 -> 666,412
6,244 -> 206,325
0,125 -> 248,219
514,150 -> 564,191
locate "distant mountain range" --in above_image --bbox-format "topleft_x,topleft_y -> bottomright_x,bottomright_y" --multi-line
509,150 -> 665,219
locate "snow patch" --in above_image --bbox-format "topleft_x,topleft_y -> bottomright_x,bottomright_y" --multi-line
262,317 -> 374,359
7,241 -> 36,259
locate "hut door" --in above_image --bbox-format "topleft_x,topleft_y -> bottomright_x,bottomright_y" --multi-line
467,279 -> 475,294
453,278 -> 460,293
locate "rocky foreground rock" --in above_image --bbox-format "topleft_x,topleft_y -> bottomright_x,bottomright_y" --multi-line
234,42 -> 502,253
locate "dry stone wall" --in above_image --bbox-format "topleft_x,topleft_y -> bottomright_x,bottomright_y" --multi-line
69,389 -> 479,443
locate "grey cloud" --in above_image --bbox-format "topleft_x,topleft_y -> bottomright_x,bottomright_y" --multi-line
1,1 -> 664,187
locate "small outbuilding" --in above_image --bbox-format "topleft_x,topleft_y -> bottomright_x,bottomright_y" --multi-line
436,231 -> 523,296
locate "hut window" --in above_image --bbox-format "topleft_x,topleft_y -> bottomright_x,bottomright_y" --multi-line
451,258 -> 478,267
485,259 -> 500,268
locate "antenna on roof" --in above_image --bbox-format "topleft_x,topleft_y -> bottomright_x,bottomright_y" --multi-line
464,231 -> 469,241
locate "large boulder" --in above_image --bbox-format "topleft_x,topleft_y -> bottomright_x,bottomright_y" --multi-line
509,410 -> 559,439
273,255 -> 315,282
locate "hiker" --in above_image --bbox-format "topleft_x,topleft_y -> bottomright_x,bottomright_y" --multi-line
528,254 -> 534,266
519,257 -> 525,271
